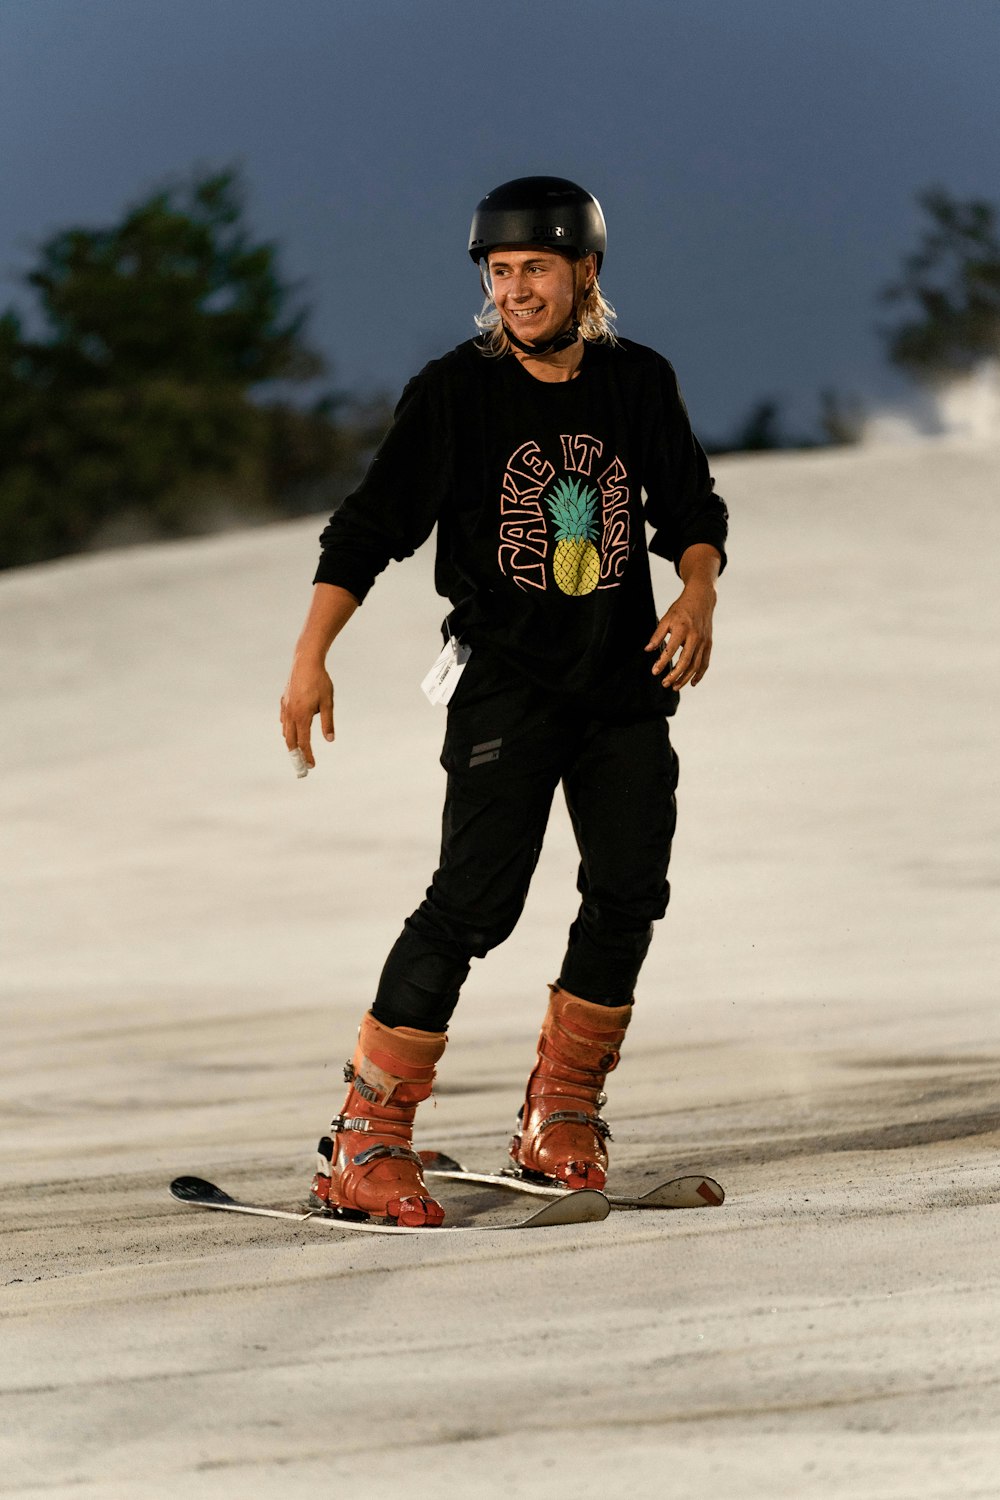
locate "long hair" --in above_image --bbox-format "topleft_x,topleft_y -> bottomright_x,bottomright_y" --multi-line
474,264 -> 618,356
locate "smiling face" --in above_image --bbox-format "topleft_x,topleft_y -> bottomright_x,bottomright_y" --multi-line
486,246 -> 595,347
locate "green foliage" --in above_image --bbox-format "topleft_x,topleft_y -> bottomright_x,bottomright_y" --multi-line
23,169 -> 320,389
544,475 -> 599,542
0,167 -> 378,570
881,187 -> 1000,382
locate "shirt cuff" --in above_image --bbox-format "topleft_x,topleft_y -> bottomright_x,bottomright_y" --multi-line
312,552 -> 373,603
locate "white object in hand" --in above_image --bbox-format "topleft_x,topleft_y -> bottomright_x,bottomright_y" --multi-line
289,748 -> 310,778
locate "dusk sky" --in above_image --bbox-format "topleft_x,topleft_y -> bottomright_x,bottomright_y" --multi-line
2,1 -> 998,441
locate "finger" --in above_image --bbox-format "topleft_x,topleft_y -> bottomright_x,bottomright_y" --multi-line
669,640 -> 708,690
661,638 -> 701,688
654,632 -> 690,678
668,656 -> 699,690
645,612 -> 680,652
690,640 -> 713,686
320,694 -> 335,743
671,645 -> 704,689
281,701 -> 299,751
660,652 -> 686,687
297,719 -> 315,768
650,628 -> 680,674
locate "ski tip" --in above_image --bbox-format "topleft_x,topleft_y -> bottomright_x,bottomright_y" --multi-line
620,1175 -> 726,1210
169,1176 -> 235,1206
522,1188 -> 611,1227
695,1177 -> 725,1207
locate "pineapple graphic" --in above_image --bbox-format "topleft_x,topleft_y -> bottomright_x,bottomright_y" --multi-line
545,475 -> 601,596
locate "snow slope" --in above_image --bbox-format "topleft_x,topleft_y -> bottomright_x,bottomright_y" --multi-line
2,433 -> 998,1498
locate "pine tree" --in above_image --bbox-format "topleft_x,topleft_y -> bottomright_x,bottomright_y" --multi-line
880,187 -> 1000,382
0,167 -> 373,569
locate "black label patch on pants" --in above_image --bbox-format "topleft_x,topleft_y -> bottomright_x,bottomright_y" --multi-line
469,737 -> 502,768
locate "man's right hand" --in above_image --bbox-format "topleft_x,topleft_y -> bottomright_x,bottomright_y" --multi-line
280,583 -> 360,771
281,660 -> 335,770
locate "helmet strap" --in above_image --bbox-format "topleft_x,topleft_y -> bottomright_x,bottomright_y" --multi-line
502,318 -> 580,357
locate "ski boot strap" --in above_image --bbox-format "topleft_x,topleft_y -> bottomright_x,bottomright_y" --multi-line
351,1143 -> 425,1168
536,1109 -> 613,1142
328,1113 -> 377,1135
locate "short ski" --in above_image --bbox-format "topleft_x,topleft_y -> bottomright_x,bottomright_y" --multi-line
418,1151 -> 725,1209
169,1175 -> 610,1235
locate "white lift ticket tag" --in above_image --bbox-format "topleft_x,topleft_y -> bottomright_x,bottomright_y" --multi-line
421,636 -> 471,706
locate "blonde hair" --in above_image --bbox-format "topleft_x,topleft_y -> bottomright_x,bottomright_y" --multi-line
474,263 -> 618,356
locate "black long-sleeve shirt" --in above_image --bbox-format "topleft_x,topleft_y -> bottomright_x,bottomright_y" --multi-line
315,336 -> 728,715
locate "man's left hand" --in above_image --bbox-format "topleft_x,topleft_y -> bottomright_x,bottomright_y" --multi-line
645,578 -> 717,690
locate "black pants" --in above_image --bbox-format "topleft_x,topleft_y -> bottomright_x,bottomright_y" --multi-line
371,653 -> 679,1031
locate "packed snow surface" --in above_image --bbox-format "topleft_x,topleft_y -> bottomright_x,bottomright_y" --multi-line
2,432 -> 999,1498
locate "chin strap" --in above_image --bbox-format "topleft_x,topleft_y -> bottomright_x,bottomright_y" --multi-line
502,318 -> 581,357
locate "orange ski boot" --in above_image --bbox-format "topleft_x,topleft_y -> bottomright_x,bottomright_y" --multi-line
309,1013 -> 447,1227
509,984 -> 632,1191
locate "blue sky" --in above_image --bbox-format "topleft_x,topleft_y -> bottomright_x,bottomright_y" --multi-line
2,0 -> 997,440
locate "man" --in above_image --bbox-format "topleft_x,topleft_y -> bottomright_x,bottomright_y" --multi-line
281,177 -> 728,1227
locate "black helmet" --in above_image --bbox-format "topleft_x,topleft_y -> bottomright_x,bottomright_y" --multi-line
468,176 -> 606,272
